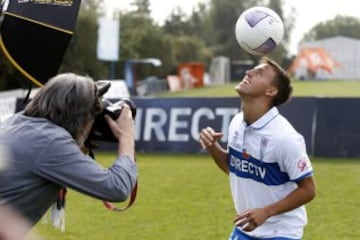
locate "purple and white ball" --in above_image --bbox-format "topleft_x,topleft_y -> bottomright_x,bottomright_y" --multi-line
235,6 -> 284,55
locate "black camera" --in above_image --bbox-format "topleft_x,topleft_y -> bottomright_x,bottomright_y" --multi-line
87,81 -> 136,143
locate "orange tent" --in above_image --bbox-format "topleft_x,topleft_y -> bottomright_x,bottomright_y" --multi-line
288,47 -> 340,74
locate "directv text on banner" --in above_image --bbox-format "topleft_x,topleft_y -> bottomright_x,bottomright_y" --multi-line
132,97 -> 240,153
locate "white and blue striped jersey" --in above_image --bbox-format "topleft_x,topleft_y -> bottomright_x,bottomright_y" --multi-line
227,107 -> 313,239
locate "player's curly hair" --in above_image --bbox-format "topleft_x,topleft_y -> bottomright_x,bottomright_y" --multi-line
261,57 -> 293,106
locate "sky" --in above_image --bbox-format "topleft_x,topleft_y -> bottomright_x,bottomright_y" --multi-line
104,0 -> 360,54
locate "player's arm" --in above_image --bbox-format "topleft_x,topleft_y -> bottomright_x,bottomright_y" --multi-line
235,133 -> 316,232
262,133 -> 317,216
235,175 -> 316,232
199,127 -> 228,174
265,175 -> 316,215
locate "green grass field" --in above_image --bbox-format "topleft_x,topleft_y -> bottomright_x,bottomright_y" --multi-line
31,153 -> 360,240
30,80 -> 360,239
157,80 -> 360,98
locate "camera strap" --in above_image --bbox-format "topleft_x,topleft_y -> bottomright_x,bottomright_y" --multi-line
102,180 -> 138,212
87,147 -> 138,212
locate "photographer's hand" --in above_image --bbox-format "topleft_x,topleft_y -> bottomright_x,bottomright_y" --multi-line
104,104 -> 135,161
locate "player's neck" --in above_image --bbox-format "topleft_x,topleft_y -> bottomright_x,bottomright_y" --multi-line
241,99 -> 272,125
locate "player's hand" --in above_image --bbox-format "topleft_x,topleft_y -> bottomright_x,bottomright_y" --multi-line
233,208 -> 269,232
199,127 -> 223,149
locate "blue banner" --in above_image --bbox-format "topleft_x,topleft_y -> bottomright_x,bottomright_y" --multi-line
15,96 -> 360,158
133,97 -> 240,153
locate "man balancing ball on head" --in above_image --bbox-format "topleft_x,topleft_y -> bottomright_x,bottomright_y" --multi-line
199,57 -> 316,240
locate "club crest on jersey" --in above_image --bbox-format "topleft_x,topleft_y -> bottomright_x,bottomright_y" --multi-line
259,137 -> 269,160
297,157 -> 309,172
230,131 -> 241,149
242,150 -> 250,159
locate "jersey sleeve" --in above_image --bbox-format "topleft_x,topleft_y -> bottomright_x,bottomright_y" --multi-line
278,132 -> 313,182
34,133 -> 137,202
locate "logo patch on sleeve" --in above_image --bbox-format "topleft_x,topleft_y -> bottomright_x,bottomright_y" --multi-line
297,157 -> 309,172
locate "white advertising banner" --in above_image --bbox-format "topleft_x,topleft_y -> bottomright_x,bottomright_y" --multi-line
97,17 -> 119,61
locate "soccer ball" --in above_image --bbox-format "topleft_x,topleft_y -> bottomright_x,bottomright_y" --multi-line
235,6 -> 284,55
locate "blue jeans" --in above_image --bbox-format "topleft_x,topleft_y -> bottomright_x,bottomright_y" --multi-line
229,227 -> 301,240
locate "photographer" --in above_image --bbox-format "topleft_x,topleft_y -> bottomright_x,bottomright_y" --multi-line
0,73 -> 137,232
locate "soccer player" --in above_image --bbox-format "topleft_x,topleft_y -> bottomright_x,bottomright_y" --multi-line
199,57 -> 316,240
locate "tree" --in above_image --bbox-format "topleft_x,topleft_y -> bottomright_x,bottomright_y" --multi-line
303,15 -> 360,41
162,3 -> 210,39
163,7 -> 191,36
266,0 -> 293,63
162,3 -> 213,68
59,0 -> 108,80
206,0 -> 295,63
187,3 -> 212,44
170,35 -> 211,64
207,0 -> 265,61
118,12 -> 174,79
130,0 -> 151,16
